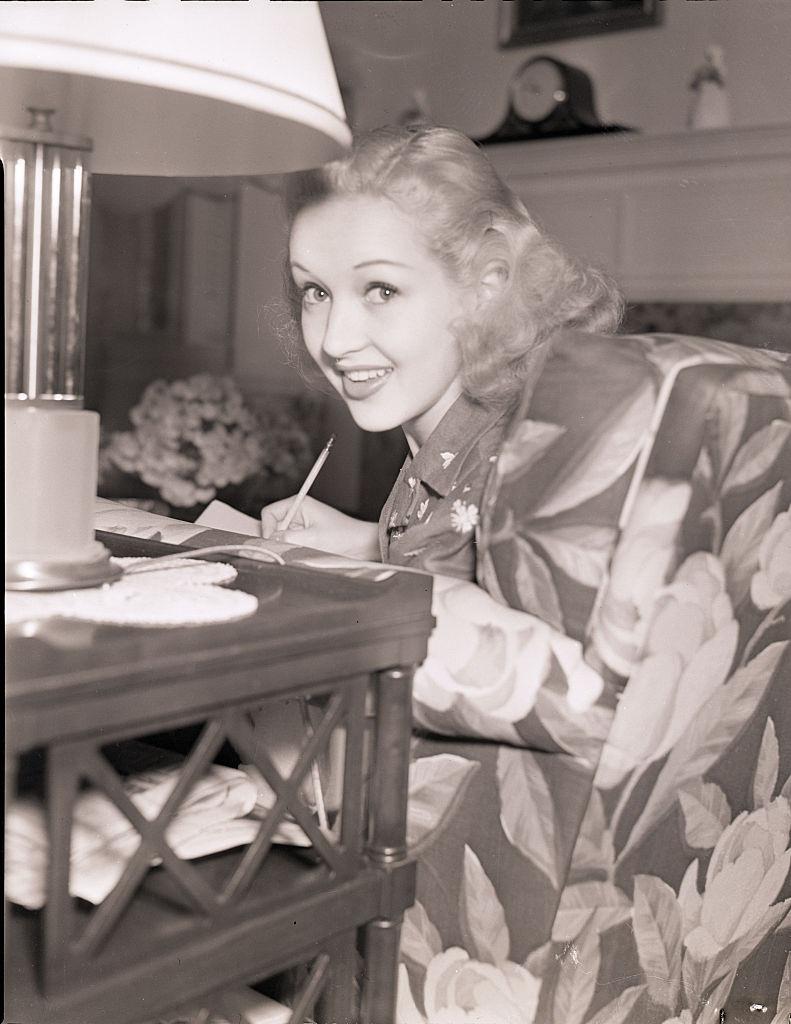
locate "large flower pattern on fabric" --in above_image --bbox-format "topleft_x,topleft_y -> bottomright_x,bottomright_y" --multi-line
412,575 -> 606,750
682,794 -> 791,986
590,477 -> 692,678
398,849 -> 542,1024
597,551 -> 738,790
533,388 -> 791,1023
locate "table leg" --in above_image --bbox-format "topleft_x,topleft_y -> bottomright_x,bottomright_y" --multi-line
360,666 -> 415,1024
316,929 -> 358,1024
361,916 -> 405,1024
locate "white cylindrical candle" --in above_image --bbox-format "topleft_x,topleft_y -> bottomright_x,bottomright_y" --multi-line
5,405 -> 104,565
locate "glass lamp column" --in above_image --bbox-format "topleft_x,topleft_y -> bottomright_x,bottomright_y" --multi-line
3,110 -> 121,590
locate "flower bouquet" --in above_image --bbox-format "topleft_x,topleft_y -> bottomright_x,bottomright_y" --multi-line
100,374 -> 314,519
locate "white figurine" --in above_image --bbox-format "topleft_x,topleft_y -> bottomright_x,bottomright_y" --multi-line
688,44 -> 731,130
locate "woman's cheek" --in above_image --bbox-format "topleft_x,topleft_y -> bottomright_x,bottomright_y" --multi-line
301,320 -> 323,366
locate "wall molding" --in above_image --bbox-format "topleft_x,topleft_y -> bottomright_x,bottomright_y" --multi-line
486,125 -> 791,302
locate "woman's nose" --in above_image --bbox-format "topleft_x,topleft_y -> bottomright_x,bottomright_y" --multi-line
320,301 -> 365,360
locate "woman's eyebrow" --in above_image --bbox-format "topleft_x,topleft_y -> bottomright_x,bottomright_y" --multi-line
353,259 -> 410,270
290,261 -> 312,274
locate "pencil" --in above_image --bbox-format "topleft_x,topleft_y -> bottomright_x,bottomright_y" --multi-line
299,698 -> 330,833
279,434 -> 335,532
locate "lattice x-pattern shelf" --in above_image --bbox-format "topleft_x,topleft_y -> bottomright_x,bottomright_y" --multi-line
29,674 -> 369,1000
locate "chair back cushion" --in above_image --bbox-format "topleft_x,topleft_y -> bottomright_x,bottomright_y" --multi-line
477,331 -> 791,651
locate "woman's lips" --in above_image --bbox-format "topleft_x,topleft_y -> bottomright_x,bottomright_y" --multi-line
339,367 -> 393,401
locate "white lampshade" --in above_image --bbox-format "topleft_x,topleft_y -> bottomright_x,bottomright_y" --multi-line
0,0 -> 351,175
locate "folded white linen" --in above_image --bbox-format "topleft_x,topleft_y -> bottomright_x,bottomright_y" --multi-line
152,984 -> 292,1024
6,761 -> 262,909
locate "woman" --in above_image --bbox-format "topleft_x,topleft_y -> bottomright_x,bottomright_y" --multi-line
261,124 -> 622,580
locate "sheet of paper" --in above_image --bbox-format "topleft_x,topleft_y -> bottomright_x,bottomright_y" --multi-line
196,500 -> 262,536
195,500 -> 421,581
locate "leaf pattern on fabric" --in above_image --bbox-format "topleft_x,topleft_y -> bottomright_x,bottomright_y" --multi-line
406,755 -> 480,858
616,641 -> 786,866
513,537 -> 565,631
770,954 -> 791,1024
527,524 -> 617,590
401,900 -> 442,973
496,420 -> 567,481
582,984 -> 647,1024
551,880 -> 631,943
632,874 -> 683,1010
678,781 -> 731,850
753,717 -> 780,809
696,970 -> 738,1024
459,845 -> 510,964
720,481 -> 784,607
708,390 -> 750,485
532,685 -> 611,767
552,917 -> 601,1024
531,383 -> 655,520
681,948 -> 709,1012
497,747 -> 559,889
567,790 -> 615,880
478,338 -> 670,636
677,859 -> 703,939
721,419 -> 791,495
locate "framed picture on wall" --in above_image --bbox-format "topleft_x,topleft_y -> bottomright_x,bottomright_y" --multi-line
499,0 -> 662,48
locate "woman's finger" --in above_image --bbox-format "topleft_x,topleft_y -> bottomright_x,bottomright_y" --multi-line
260,496 -> 297,518
260,510 -> 280,539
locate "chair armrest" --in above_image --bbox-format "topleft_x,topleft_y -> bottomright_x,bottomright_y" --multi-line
414,575 -> 614,764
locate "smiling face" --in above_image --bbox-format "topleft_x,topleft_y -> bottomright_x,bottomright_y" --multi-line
289,195 -> 472,451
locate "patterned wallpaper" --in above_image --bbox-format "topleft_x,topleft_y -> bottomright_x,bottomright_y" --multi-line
622,303 -> 791,354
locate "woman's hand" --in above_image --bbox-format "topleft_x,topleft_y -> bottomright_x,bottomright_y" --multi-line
260,495 -> 380,560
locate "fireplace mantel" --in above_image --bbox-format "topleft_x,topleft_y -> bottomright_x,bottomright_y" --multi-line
485,125 -> 791,302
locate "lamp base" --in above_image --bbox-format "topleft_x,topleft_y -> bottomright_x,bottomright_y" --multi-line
5,545 -> 122,592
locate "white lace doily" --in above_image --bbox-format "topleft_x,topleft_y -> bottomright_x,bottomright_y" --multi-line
113,556 -> 239,586
5,557 -> 259,628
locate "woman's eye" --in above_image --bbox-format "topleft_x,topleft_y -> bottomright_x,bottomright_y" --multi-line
302,284 -> 329,305
365,283 -> 398,304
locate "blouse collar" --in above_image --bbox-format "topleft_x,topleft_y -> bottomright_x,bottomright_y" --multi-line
406,393 -> 509,497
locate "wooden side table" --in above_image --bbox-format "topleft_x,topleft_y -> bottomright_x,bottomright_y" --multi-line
6,533 -> 434,1024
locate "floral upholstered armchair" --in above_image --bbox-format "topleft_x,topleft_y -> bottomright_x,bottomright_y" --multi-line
93,331 -> 790,1024
398,331 -> 791,1024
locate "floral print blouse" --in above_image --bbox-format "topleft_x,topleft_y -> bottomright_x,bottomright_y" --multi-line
378,394 -> 514,581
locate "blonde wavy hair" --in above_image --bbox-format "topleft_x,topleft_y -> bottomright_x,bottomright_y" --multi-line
283,124 -> 623,405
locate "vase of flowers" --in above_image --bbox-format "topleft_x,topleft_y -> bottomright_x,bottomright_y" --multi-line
99,374 -> 314,520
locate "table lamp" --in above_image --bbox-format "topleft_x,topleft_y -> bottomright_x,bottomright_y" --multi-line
2,0 -> 350,591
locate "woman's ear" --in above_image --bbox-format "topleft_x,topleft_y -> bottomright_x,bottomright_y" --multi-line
476,258 -> 510,309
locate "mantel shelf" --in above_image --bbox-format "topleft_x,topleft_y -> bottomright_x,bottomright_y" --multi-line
485,124 -> 791,303
485,124 -> 791,177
